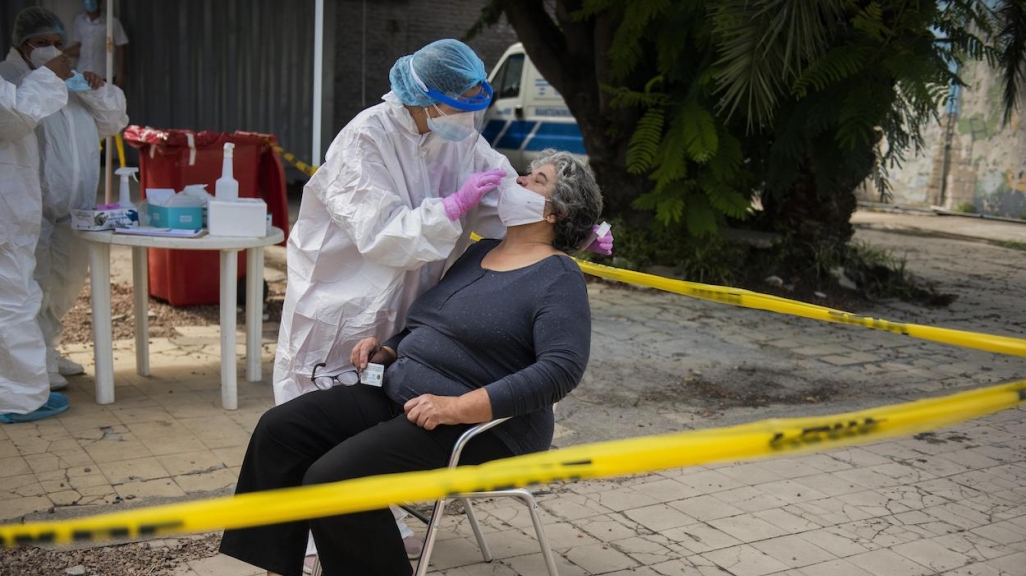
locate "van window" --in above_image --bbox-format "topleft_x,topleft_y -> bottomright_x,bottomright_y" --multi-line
494,54 -> 525,99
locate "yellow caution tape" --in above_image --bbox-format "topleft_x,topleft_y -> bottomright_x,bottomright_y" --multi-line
115,133 -> 126,169
3,380 -> 1023,546
573,259 -> 1026,358
266,140 -> 318,177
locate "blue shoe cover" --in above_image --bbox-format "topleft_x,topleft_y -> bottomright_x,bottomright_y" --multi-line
0,392 -> 70,424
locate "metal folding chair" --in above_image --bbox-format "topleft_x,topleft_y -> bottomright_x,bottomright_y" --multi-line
414,417 -> 559,576
311,417 -> 559,576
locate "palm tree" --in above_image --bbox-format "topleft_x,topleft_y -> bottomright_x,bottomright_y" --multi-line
475,0 -> 1026,272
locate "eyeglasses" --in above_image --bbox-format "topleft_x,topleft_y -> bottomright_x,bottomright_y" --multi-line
310,362 -> 347,391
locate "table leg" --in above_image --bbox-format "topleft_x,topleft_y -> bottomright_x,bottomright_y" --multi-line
220,249 -> 239,410
132,246 -> 150,376
245,247 -> 264,382
89,243 -> 115,405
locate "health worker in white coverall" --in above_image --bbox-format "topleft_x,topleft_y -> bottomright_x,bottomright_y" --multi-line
0,7 -> 129,391
0,8 -> 71,424
274,39 -> 518,405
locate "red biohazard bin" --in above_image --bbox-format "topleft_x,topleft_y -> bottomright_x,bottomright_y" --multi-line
123,127 -> 290,306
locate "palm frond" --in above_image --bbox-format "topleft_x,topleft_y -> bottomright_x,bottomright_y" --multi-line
600,83 -> 669,109
792,45 -> 868,97
680,99 -> 719,162
995,0 -> 1026,124
626,107 -> 666,174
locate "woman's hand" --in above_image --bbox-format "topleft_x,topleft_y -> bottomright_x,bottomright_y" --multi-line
350,337 -> 397,370
404,394 -> 460,430
404,389 -> 492,430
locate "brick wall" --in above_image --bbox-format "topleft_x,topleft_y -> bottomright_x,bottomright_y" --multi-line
332,0 -> 518,132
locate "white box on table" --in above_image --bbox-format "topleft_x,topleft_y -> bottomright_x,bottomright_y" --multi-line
71,208 -> 137,231
207,198 -> 267,237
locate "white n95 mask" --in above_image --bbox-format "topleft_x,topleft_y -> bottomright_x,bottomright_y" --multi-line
29,46 -> 62,69
497,180 -> 548,227
427,105 -> 477,142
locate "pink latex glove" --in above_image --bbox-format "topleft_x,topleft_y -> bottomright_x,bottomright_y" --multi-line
442,169 -> 507,221
585,225 -> 614,256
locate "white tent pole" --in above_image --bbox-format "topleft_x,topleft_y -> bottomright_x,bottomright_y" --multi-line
312,0 -> 324,166
103,3 -> 114,203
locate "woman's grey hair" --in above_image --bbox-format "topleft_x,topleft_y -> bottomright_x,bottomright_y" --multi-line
530,149 -> 603,253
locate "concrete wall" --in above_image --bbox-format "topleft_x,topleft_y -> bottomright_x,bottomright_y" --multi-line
860,61 -> 1026,218
331,0 -> 518,133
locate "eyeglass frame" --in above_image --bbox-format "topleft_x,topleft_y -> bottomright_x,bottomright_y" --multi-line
310,362 -> 349,391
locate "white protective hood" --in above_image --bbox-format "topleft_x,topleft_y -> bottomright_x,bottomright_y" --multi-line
273,91 -> 511,404
1,47 -> 128,372
0,58 -> 68,414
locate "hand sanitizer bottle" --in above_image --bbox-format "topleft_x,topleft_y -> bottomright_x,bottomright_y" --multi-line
215,142 -> 239,201
115,167 -> 140,225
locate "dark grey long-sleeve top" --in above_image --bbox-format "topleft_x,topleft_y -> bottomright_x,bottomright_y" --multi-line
383,239 -> 591,455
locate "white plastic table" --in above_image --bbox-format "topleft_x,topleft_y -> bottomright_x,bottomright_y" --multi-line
77,227 -> 285,409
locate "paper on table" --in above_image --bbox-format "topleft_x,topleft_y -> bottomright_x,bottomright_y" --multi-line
114,226 -> 207,238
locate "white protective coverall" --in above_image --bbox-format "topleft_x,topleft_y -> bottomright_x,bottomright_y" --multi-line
273,92 -> 512,404
0,48 -> 128,373
0,65 -> 67,414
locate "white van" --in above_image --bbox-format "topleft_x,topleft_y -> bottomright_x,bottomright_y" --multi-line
483,43 -> 586,173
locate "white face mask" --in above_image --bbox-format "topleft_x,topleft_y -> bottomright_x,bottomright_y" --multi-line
497,180 -> 548,227
29,45 -> 62,69
427,105 -> 477,142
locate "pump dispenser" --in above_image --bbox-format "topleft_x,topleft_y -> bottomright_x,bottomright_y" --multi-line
115,167 -> 139,212
215,142 -> 239,201
114,167 -> 140,226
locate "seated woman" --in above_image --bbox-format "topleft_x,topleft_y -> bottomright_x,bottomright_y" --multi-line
219,149 -> 604,576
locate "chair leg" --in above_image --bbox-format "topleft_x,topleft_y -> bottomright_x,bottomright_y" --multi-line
414,497 -> 448,576
511,489 -> 559,576
460,497 -> 493,562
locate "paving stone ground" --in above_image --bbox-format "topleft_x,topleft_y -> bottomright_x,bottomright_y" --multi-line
1,211 -> 1024,576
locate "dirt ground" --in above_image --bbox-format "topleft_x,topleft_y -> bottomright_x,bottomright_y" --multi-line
60,281 -> 285,346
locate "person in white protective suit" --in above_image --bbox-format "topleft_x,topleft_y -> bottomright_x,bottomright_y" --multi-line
0,8 -> 72,424
275,38 -> 612,571
274,39 -> 511,407
0,7 -> 129,391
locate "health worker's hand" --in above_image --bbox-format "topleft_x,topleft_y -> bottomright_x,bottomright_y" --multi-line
585,225 -> 614,256
442,168 -> 506,221
404,394 -> 460,430
350,337 -> 396,370
43,54 -> 73,80
83,71 -> 105,90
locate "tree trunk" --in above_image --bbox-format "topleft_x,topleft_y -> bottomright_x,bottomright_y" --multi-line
496,0 -> 648,217
761,160 -> 857,252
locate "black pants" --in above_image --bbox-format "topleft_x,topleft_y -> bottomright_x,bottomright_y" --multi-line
219,385 -> 513,576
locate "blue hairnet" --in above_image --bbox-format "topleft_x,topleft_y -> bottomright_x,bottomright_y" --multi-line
12,7 -> 66,47
389,39 -> 487,108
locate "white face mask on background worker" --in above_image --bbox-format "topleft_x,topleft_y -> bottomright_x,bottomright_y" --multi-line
28,46 -> 91,91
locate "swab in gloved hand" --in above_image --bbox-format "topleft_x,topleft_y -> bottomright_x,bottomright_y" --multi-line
442,168 -> 507,221
583,222 -> 614,256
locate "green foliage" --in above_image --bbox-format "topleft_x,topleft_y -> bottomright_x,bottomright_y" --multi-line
993,0 -> 1026,123
680,99 -> 719,162
601,217 -> 747,284
625,108 -> 664,174
476,0 -> 1026,288
999,239 -> 1026,251
955,201 -> 977,213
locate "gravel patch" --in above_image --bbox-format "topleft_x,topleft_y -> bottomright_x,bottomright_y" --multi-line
0,533 -> 220,576
61,282 -> 285,346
